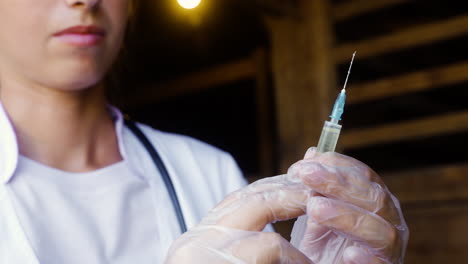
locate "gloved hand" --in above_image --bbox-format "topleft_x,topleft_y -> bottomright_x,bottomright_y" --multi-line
164,148 -> 409,263
290,148 -> 409,264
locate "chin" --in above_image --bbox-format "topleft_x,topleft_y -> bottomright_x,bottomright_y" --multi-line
44,72 -> 104,92
47,63 -> 109,91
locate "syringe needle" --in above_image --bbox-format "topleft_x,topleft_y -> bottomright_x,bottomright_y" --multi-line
342,51 -> 356,92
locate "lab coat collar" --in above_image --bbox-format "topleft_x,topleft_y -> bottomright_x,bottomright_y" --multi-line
0,102 -> 128,184
0,102 -> 19,184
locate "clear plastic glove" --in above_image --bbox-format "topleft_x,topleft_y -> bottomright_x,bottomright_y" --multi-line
290,148 -> 409,264
164,148 -> 409,263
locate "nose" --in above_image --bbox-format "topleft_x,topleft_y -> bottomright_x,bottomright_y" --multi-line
65,0 -> 100,9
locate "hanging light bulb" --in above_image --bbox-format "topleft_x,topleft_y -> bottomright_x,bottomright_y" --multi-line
177,0 -> 201,9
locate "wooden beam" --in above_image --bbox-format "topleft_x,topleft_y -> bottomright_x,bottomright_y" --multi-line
266,0 -> 337,172
333,0 -> 409,22
335,15 -> 468,63
341,111 -> 468,149
347,60 -> 468,104
121,56 -> 257,108
382,164 -> 468,204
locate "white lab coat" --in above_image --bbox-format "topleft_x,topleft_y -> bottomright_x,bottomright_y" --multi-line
0,103 -> 249,263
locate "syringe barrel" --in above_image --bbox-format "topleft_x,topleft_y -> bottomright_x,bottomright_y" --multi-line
290,120 -> 343,251
317,121 -> 342,153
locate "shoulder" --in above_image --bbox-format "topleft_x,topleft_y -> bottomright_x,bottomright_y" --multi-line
133,123 -> 248,196
135,123 -> 228,162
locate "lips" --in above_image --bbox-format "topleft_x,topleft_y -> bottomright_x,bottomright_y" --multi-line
53,25 -> 106,46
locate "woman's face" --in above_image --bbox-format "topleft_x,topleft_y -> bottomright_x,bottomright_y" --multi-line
0,0 -> 130,91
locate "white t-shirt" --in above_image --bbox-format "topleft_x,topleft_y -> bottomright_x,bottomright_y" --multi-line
10,155 -> 163,264
0,103 -> 250,264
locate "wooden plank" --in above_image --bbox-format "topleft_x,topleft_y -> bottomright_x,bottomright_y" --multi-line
341,111 -> 468,149
403,203 -> 468,264
266,0 -> 337,172
335,15 -> 468,63
266,16 -> 309,172
347,61 -> 468,104
121,56 -> 257,108
333,0 -> 410,22
382,164 -> 468,204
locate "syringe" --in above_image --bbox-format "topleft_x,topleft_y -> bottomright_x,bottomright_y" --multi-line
290,51 -> 356,259
316,51 -> 354,153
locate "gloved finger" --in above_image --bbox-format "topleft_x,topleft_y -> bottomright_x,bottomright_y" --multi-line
304,148 -> 381,183
229,232 -> 315,264
203,175 -> 313,232
164,226 -> 233,264
298,222 -> 342,262
298,221 -> 383,263
294,158 -> 400,225
214,174 -> 307,212
167,225 -> 315,264
308,197 -> 399,261
343,246 -> 388,264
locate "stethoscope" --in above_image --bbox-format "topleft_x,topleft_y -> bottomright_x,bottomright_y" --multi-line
125,119 -> 187,234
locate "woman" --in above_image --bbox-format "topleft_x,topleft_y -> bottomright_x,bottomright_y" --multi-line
0,0 -> 408,263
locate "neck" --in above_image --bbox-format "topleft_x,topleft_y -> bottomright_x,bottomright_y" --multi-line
0,79 -> 123,172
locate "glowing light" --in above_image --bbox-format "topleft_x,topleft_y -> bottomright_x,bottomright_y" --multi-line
177,0 -> 201,9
